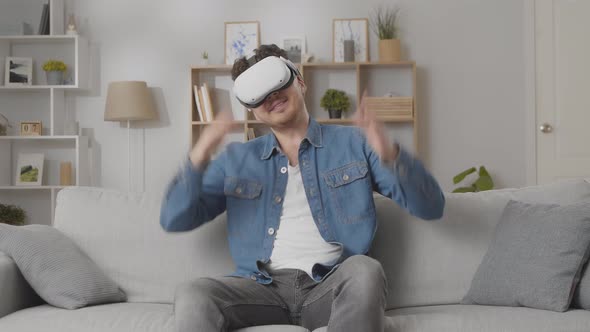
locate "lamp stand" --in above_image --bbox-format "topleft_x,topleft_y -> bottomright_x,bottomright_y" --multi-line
127,120 -> 131,192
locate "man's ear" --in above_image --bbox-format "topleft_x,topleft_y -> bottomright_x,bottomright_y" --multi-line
297,76 -> 307,94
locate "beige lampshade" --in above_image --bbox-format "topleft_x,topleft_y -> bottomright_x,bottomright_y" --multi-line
104,81 -> 157,121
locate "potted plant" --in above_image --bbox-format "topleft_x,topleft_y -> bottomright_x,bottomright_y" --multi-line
42,60 -> 67,85
0,203 -> 26,226
201,51 -> 209,65
320,89 -> 351,119
370,4 -> 401,62
452,166 -> 494,193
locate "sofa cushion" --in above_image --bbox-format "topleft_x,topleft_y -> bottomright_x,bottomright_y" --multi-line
386,304 -> 590,332
574,263 -> 590,309
53,187 -> 234,304
370,178 -> 590,309
462,200 -> 590,311
0,224 -> 126,309
0,303 -> 173,332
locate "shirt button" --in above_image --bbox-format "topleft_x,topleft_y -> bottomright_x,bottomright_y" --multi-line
235,187 -> 242,194
275,196 -> 282,203
302,161 -> 308,166
280,167 -> 287,174
268,227 -> 275,235
343,174 -> 349,181
250,275 -> 257,281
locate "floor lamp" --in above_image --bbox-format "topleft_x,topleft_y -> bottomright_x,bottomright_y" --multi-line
104,81 -> 157,191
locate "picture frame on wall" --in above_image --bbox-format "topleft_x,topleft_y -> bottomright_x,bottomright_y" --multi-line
225,21 -> 260,65
20,121 -> 42,136
280,36 -> 306,64
333,18 -> 369,63
4,57 -> 33,86
16,153 -> 44,186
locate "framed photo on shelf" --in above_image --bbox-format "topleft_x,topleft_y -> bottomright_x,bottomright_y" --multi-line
225,21 -> 260,65
20,121 -> 42,136
4,57 -> 33,86
333,18 -> 369,62
280,36 -> 306,64
16,153 -> 44,186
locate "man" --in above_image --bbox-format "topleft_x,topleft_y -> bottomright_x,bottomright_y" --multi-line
161,44 -> 445,332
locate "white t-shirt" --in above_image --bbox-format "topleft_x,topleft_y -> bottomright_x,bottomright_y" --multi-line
267,164 -> 342,277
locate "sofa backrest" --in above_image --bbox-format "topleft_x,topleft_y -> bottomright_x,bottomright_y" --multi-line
370,178 -> 590,309
54,187 -> 234,304
54,179 -> 590,307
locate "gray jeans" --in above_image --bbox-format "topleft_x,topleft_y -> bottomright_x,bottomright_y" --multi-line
174,255 -> 387,332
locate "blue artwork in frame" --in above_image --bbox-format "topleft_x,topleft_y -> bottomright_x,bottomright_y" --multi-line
225,21 -> 260,65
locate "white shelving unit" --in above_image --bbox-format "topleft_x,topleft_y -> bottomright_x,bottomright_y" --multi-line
0,0 -> 89,225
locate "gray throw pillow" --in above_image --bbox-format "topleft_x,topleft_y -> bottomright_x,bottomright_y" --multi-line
0,224 -> 126,309
462,200 -> 590,312
573,262 -> 590,309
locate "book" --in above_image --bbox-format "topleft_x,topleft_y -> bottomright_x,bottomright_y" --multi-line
247,128 -> 256,140
38,4 -> 49,35
193,85 -> 206,122
201,83 -> 214,121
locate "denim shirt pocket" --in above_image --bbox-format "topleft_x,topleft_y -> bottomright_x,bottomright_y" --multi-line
224,177 -> 263,199
224,177 -> 263,239
322,161 -> 375,224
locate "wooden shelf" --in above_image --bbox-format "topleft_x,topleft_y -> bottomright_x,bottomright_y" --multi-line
0,35 -> 79,43
0,85 -> 80,91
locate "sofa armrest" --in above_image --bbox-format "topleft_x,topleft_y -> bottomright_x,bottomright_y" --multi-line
0,252 -> 42,318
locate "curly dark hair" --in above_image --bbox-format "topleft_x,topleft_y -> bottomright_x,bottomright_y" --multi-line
231,44 -> 289,81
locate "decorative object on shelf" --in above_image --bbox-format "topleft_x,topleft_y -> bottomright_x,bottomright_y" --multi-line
4,57 -> 33,86
37,2 -> 50,35
365,96 -> 413,120
333,18 -> 369,62
20,121 -> 42,136
320,89 -> 351,119
66,14 -> 78,35
60,162 -> 73,186
0,113 -> 11,136
281,36 -> 306,64
343,39 -> 355,62
16,153 -> 44,186
225,21 -> 260,65
452,166 -> 494,193
370,4 -> 402,62
104,81 -> 157,191
200,51 -> 209,65
302,53 -> 315,63
0,203 -> 26,226
42,60 -> 67,85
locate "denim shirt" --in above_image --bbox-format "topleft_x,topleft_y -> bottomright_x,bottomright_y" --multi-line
160,118 -> 445,284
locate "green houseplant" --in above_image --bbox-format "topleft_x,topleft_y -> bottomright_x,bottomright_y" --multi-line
370,4 -> 402,62
320,89 -> 351,119
42,60 -> 67,85
0,203 -> 26,226
452,166 -> 494,193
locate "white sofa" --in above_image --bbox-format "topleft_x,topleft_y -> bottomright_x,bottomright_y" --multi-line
1,180 -> 590,332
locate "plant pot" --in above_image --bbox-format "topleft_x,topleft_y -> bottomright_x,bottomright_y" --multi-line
328,109 -> 342,119
378,39 -> 401,62
46,71 -> 64,85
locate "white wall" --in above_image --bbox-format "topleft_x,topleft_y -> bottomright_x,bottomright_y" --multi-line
65,0 -> 527,194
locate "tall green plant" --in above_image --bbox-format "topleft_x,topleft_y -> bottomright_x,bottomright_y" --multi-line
0,203 -> 26,226
370,4 -> 401,40
452,166 -> 494,193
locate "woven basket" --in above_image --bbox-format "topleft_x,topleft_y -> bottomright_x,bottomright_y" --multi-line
365,97 -> 413,120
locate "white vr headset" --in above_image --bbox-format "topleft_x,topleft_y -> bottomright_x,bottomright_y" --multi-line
233,56 -> 301,108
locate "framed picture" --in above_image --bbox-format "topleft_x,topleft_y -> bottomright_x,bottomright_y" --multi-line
20,121 -> 42,136
333,18 -> 369,62
225,21 -> 260,65
280,36 -> 306,64
16,153 -> 44,186
5,57 -> 33,86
